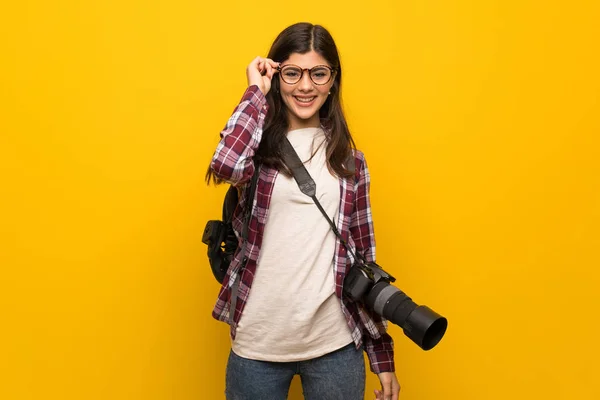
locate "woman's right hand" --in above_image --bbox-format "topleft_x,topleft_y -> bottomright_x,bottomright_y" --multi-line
246,56 -> 279,96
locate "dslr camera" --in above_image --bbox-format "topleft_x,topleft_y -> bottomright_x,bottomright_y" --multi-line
344,262 -> 448,350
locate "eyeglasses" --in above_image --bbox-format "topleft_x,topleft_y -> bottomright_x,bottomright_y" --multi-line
277,64 -> 337,85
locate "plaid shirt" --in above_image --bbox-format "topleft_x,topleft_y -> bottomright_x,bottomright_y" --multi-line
209,85 -> 395,374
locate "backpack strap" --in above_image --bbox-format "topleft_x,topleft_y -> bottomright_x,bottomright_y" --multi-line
229,162 -> 260,324
241,164 -> 260,242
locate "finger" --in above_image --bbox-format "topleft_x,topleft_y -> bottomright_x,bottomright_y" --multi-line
266,58 -> 280,69
374,389 -> 382,400
248,57 -> 262,79
265,63 -> 275,79
257,59 -> 265,75
249,56 -> 261,69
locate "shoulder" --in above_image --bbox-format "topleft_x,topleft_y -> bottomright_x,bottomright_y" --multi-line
351,148 -> 368,172
352,148 -> 366,162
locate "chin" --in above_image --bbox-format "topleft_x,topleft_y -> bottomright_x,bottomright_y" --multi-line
294,110 -> 318,120
294,103 -> 325,119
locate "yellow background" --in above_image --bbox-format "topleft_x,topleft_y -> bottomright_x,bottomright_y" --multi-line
1,1 -> 599,399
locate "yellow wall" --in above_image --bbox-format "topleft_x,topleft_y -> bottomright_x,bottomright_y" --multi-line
1,1 -> 599,399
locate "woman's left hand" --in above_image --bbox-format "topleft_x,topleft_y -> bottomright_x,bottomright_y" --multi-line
374,371 -> 401,400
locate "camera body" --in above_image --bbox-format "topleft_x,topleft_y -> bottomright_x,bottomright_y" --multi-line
343,261 -> 396,301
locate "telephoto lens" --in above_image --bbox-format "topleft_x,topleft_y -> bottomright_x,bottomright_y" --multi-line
365,282 -> 448,350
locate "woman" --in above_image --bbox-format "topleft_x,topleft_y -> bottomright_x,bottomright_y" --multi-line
207,22 -> 400,400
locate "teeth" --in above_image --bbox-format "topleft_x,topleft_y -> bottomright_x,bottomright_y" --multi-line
295,96 -> 315,103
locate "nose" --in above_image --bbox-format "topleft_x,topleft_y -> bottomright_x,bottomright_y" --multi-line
298,70 -> 314,91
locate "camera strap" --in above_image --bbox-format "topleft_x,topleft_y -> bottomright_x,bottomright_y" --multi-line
281,137 -> 367,265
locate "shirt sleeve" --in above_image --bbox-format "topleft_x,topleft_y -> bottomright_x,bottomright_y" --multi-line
210,85 -> 268,185
364,332 -> 395,373
350,154 -> 396,373
349,153 -> 376,262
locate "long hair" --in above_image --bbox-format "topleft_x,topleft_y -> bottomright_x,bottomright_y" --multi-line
206,22 -> 356,184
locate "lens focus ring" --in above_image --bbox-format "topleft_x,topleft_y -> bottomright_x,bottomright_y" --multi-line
372,284 -> 400,315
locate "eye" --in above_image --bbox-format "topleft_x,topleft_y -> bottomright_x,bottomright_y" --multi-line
282,67 -> 301,77
311,68 -> 330,77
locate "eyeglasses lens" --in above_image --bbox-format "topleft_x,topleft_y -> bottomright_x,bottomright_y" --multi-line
310,67 -> 331,85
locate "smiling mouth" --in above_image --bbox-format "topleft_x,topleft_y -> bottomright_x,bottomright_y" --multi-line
294,96 -> 316,103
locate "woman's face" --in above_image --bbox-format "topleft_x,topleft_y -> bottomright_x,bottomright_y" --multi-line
278,50 -> 335,131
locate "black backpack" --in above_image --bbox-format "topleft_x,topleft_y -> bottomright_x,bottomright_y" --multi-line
202,165 -> 260,283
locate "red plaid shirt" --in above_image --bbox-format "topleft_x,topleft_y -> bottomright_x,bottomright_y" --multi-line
209,85 -> 395,373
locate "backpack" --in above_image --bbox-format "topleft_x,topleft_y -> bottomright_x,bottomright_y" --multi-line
202,165 -> 260,283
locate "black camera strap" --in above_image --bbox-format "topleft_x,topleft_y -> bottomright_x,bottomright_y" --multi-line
281,137 -> 367,265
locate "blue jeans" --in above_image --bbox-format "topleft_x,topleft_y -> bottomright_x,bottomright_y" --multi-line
225,342 -> 366,400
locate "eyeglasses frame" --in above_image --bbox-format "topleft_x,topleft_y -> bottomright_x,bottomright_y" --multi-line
276,64 -> 338,86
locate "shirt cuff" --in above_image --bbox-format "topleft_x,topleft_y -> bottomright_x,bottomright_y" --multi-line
364,332 -> 395,374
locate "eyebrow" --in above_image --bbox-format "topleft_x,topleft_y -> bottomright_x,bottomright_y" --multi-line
279,64 -> 331,68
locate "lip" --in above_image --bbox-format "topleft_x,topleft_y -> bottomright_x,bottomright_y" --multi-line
293,95 -> 317,107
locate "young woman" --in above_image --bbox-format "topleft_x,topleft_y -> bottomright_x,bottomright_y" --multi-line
207,22 -> 400,400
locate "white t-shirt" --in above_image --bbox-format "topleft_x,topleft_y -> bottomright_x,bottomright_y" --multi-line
232,127 -> 354,361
